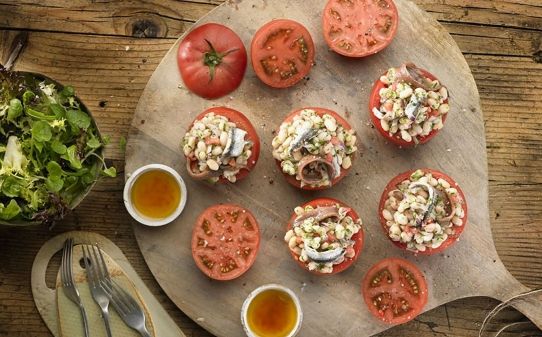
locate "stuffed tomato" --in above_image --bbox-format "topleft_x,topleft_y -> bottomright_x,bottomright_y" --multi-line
369,63 -> 449,147
284,198 -> 364,274
379,169 -> 467,254
271,108 -> 357,190
181,107 -> 260,183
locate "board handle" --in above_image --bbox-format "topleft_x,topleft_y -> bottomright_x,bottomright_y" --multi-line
509,294 -> 542,330
491,273 -> 542,330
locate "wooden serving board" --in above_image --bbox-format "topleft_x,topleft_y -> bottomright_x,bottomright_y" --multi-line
125,0 -> 542,335
31,231 -> 186,337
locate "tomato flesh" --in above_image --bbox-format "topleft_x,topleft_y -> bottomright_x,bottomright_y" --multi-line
276,107 -> 355,190
362,257 -> 428,324
191,204 -> 260,280
286,197 -> 364,275
378,169 -> 468,255
186,107 -> 260,183
251,19 -> 315,88
177,23 -> 247,99
369,68 -> 448,148
323,0 -> 399,57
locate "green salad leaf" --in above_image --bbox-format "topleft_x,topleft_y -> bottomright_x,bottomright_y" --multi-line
0,68 -> 116,225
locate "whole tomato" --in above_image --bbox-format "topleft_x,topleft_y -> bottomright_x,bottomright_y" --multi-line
177,23 -> 247,99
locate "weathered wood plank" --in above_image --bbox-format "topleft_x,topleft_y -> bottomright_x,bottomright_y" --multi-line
0,0 -> 541,335
0,0 -> 217,38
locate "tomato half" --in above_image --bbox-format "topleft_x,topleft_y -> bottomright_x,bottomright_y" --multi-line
369,68 -> 448,148
362,257 -> 428,324
186,107 -> 260,183
251,19 -> 315,88
322,0 -> 399,57
275,107 -> 355,190
177,23 -> 247,99
191,204 -> 260,280
286,197 -> 364,275
378,169 -> 468,255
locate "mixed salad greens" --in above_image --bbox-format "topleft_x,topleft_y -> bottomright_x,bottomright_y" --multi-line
0,68 -> 115,225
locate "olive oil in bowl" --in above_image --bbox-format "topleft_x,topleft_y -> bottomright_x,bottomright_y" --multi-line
124,164 -> 187,226
242,284 -> 302,337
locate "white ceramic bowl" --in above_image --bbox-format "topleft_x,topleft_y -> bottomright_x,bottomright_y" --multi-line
241,284 -> 303,337
123,164 -> 187,227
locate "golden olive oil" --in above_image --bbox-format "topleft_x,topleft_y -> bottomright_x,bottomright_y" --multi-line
131,170 -> 180,219
247,289 -> 297,337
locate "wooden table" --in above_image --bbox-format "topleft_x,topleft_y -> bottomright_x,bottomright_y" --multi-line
0,1 -> 540,336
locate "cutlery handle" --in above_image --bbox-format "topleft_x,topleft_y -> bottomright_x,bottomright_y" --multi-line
138,327 -> 152,337
102,309 -> 113,337
79,303 -> 90,337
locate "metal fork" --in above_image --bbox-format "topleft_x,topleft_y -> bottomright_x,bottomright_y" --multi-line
60,238 -> 89,337
82,244 -> 113,337
94,246 -> 152,337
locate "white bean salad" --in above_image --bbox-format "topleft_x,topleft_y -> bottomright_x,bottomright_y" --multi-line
381,169 -> 466,253
182,111 -> 253,183
271,108 -> 357,188
284,202 -> 362,274
372,63 -> 449,144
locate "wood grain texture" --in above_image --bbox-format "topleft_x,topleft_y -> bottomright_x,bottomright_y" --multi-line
0,0 -> 541,336
31,231 -> 185,337
125,0 -> 542,335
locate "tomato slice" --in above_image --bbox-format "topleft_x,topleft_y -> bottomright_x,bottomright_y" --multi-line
322,0 -> 399,57
362,257 -> 428,324
251,19 -> 315,88
378,169 -> 468,255
286,197 -> 364,275
275,107 -> 355,190
191,204 -> 260,280
177,23 -> 247,99
185,107 -> 260,183
369,68 -> 448,148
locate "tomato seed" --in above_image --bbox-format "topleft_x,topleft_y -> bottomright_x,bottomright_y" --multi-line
202,219 -> 213,236
243,218 -> 255,231
199,255 -> 215,269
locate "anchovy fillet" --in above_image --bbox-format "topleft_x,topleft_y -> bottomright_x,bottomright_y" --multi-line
289,125 -> 317,154
304,243 -> 345,263
222,127 -> 247,158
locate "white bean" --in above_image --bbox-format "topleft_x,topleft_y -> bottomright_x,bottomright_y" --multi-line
220,131 -> 228,147
394,212 -> 409,225
284,230 -> 294,242
197,141 -> 206,152
288,236 -> 297,249
324,117 -> 337,132
382,209 -> 393,221
187,136 -> 196,148
401,130 -> 412,142
381,119 -> 390,131
422,121 -> 432,135
439,87 -> 448,100
206,159 -> 219,171
438,103 -> 450,114
452,216 -> 463,226
183,144 -> 192,156
212,146 -> 223,156
342,156 -> 352,169
438,178 -> 451,189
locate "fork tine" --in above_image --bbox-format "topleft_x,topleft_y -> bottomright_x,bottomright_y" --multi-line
67,238 -> 74,285
82,245 -> 95,287
61,240 -> 69,286
91,245 -> 105,281
113,284 -> 132,312
96,245 -> 111,280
